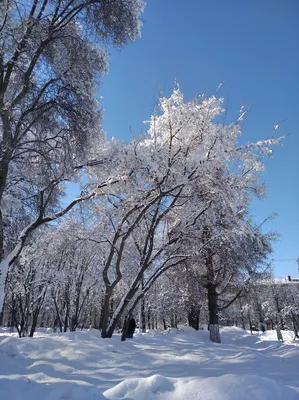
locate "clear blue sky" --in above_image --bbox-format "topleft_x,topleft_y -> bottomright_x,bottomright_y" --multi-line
98,0 -> 298,277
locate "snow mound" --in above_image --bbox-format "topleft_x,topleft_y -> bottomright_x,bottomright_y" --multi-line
46,383 -> 106,400
105,344 -> 118,353
194,374 -> 299,400
104,373 -> 299,400
221,326 -> 246,333
104,374 -> 174,399
0,336 -> 19,357
0,378 -> 106,400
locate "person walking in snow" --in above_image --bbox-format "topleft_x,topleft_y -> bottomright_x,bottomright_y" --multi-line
126,318 -> 136,339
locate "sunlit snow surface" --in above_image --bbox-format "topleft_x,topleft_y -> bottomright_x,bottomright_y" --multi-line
1,326 -> 299,399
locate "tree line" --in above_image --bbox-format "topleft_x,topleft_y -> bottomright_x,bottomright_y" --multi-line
0,0 -> 284,344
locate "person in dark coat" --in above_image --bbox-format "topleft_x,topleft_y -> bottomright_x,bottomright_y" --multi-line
126,318 -> 136,339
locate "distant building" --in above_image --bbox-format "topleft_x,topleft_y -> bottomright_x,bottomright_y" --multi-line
256,276 -> 299,285
285,276 -> 299,283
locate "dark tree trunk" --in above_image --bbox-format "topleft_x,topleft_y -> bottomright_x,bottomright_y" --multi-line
98,298 -> 104,330
207,282 -> 221,343
140,279 -> 146,333
100,290 -> 112,338
121,315 -> 131,342
110,298 -> 114,319
195,313 -> 199,330
0,291 -> 6,326
188,306 -> 200,330
40,310 -> 46,328
240,313 -> 246,330
63,313 -> 68,332
170,314 -> 174,328
249,316 -> 253,334
29,311 -> 39,337
204,233 -> 221,343
163,318 -> 167,330
147,307 -> 151,330
0,142 -> 13,261
271,319 -> 274,330
141,296 -> 146,333
53,296 -> 63,333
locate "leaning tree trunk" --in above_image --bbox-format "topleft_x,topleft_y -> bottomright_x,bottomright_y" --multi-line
121,314 -> 132,342
106,285 -> 139,338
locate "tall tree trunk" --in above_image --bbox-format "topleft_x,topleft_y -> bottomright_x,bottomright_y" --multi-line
204,232 -> 221,343
207,281 -> 221,343
0,290 -> 6,326
188,306 -> 200,330
147,307 -> 151,330
100,289 -> 112,338
240,312 -> 246,330
249,315 -> 253,334
29,310 -> 39,337
174,312 -> 177,329
207,282 -> 221,343
53,296 -> 63,332
141,296 -> 146,333
29,290 -> 46,337
170,314 -> 174,328
0,208 -> 4,262
163,318 -> 167,330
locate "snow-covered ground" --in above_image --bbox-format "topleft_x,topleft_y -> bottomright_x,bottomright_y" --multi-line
1,326 -> 299,399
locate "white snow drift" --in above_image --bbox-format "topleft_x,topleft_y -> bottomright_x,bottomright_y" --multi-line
0,326 -> 299,399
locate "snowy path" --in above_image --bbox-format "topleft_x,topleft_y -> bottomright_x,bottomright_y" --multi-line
0,327 -> 299,399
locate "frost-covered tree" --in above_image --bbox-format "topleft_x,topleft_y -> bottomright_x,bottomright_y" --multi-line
1,85 -> 282,342
4,232 -> 52,336
98,87 -> 280,339
2,217 -> 102,335
0,0 -> 145,312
